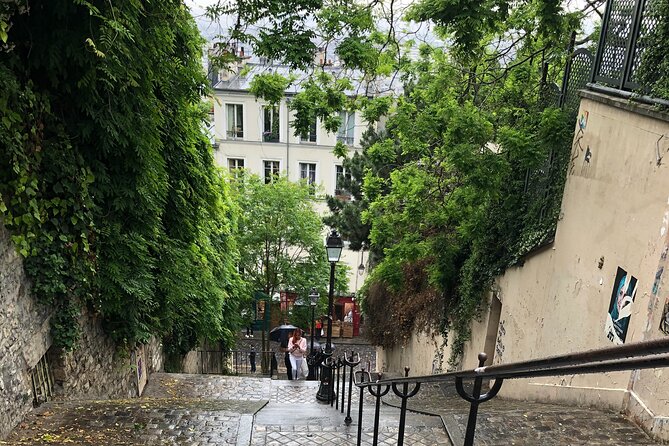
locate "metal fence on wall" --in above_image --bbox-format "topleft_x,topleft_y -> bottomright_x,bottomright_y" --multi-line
593,0 -> 659,91
560,48 -> 594,112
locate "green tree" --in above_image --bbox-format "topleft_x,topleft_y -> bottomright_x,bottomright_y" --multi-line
232,174 -> 348,352
235,174 -> 329,298
0,0 -> 243,355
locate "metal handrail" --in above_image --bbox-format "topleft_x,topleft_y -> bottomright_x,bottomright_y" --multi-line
339,337 -> 669,446
354,337 -> 669,388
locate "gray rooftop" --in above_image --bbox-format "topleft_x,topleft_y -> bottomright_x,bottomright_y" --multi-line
213,62 -> 397,97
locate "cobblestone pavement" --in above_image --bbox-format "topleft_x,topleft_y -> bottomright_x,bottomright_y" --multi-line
3,397 -> 260,445
143,373 -> 272,401
251,380 -> 450,445
3,373 -> 449,445
382,382 -> 660,445
5,371 -> 661,445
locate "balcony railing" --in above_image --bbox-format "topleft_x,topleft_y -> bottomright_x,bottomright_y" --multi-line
318,337 -> 669,446
226,129 -> 244,139
263,132 -> 280,143
337,135 -> 354,145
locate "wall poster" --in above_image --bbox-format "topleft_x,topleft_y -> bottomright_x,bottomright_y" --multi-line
605,267 -> 638,345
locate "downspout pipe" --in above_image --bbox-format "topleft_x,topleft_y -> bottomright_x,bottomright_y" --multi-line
285,99 -> 290,178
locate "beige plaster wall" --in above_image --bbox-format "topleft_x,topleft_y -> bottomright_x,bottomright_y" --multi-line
381,93 -> 669,439
468,93 -> 669,437
377,329 -> 453,377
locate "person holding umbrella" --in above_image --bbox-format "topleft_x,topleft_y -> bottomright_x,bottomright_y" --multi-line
269,324 -> 298,380
280,329 -> 293,380
288,328 -> 307,380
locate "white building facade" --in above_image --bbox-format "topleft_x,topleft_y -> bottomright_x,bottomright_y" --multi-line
212,67 -> 370,295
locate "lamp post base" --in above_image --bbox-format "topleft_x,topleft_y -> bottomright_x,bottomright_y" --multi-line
316,364 -> 337,402
306,353 -> 318,381
316,380 -> 337,403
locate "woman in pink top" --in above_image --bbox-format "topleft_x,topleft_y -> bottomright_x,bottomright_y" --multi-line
288,328 -> 307,380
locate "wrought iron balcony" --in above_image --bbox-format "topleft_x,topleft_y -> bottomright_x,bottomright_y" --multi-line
337,135 -> 354,145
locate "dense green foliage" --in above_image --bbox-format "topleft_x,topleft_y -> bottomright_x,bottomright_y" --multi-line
234,174 -> 348,300
207,0 -> 591,366
1,0 -> 242,353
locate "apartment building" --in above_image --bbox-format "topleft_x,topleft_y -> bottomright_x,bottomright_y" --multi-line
211,61 -> 370,295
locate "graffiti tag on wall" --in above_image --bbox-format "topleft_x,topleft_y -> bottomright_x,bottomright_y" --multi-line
605,267 -> 638,344
569,111 -> 592,175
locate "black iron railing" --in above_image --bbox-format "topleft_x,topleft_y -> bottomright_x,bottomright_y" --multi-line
199,349 -> 276,376
321,337 -> 669,446
589,0 -> 669,109
592,0 -> 655,91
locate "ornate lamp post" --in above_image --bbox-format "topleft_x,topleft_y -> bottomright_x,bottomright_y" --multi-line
316,229 -> 343,401
307,287 -> 319,381
309,288 -> 319,352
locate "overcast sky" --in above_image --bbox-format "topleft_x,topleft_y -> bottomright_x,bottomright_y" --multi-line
186,0 -> 599,48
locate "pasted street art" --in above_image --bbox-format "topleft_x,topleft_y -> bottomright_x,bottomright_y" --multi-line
495,319 -> 506,361
658,244 -> 669,335
605,267 -> 638,344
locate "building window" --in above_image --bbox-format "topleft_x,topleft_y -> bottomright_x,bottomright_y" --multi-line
263,160 -> 280,183
337,111 -> 355,145
263,106 -> 280,142
299,162 -> 316,194
301,118 -> 317,143
228,158 -> 245,172
226,104 -> 244,139
335,165 -> 351,196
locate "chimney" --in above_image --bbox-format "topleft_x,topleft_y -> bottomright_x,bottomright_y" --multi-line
314,46 -> 326,67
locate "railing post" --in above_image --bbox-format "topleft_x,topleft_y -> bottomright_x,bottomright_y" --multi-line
368,372 -> 391,446
454,352 -> 488,446
466,353 -> 485,446
345,351 -> 361,425
340,357 -> 346,413
391,367 -> 422,446
356,368 -> 369,446
335,357 -> 342,410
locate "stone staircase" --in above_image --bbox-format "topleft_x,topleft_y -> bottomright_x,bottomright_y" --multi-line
3,373 -> 451,445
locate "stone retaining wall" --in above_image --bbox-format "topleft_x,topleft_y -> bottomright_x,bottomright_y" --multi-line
0,225 -> 52,439
0,224 -> 163,439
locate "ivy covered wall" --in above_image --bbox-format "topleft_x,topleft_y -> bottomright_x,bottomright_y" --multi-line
0,1 -> 242,355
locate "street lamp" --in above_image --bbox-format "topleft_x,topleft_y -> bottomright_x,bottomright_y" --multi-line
357,250 -> 365,275
316,229 -> 343,402
309,287 -> 319,352
307,287 -> 319,381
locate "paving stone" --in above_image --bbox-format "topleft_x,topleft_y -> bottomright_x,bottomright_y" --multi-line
12,370 -> 655,445
382,382 -> 660,445
143,373 -> 272,401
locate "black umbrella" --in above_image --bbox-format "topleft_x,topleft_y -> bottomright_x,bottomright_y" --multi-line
269,324 -> 298,342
